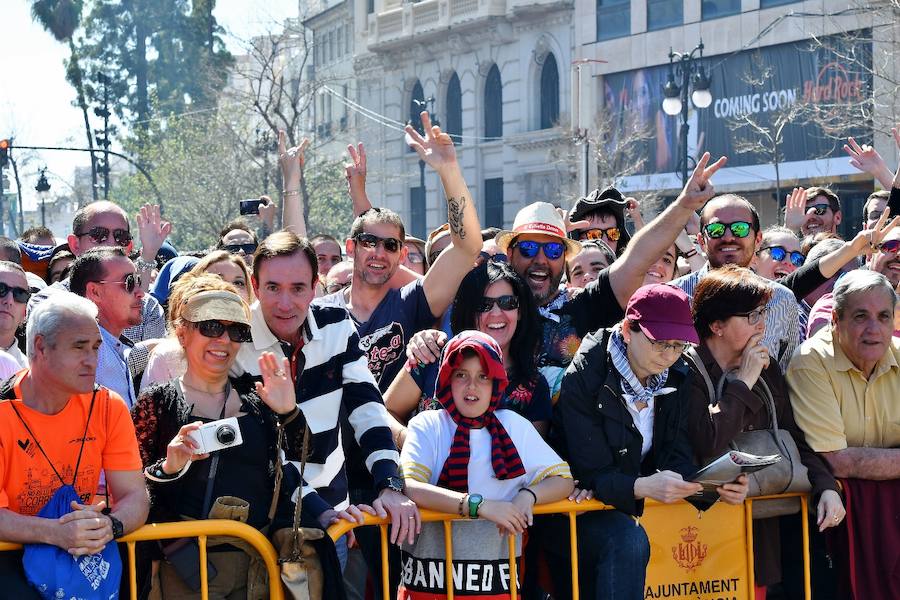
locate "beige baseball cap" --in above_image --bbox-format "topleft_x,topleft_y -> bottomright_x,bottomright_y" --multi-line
495,202 -> 582,256
181,290 -> 250,325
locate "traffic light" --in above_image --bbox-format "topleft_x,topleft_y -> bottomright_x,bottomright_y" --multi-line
0,139 -> 9,168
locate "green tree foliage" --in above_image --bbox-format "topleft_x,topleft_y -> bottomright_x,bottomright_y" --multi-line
304,158 -> 355,240
112,113 -> 263,251
74,0 -> 233,143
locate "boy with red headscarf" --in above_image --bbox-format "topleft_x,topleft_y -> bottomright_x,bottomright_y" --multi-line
398,330 -> 573,599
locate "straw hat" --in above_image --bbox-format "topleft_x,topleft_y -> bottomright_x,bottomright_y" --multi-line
494,202 -> 582,256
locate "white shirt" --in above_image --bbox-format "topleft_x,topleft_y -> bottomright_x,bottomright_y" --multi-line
2,342 -> 27,370
622,394 -> 655,459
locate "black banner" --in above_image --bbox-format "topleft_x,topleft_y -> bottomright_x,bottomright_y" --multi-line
602,30 -> 873,177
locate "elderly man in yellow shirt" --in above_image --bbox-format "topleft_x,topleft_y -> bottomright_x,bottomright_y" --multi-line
787,270 -> 900,480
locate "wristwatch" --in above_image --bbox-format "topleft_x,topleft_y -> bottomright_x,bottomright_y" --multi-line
376,476 -> 405,494
467,493 -> 484,519
108,514 -> 125,539
134,256 -> 156,272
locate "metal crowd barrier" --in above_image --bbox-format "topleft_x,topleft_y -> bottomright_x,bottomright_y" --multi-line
0,519 -> 285,600
326,492 -> 812,600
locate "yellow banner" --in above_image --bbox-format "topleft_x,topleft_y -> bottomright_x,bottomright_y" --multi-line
643,501 -> 749,600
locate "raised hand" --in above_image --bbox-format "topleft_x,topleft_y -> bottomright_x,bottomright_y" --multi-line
674,152 -> 728,212
345,142 -> 367,194
406,329 -> 447,364
255,352 -> 296,415
556,207 -> 591,234
893,126 -> 900,188
844,136 -> 886,175
136,203 -> 171,259
857,207 -> 900,251
405,111 -> 458,176
625,197 -> 645,229
783,187 -> 807,233
278,130 -> 310,187
258,197 -> 277,229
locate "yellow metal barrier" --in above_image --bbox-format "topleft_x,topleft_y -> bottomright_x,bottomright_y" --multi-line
327,493 -> 811,600
0,519 -> 284,600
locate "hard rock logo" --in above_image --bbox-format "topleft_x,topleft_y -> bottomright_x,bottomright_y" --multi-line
671,526 -> 708,573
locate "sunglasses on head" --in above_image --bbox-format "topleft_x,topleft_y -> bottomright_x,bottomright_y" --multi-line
579,227 -> 620,242
806,204 -> 831,216
77,226 -> 132,247
477,294 -> 520,312
760,246 -> 805,267
95,272 -> 141,294
354,232 -> 402,253
876,239 -> 900,254
191,320 -> 253,343
0,282 -> 30,304
703,221 -> 752,239
225,243 -> 257,255
478,251 -> 508,264
512,240 -> 566,260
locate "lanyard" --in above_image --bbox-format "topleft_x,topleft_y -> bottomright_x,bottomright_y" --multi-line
10,387 -> 98,488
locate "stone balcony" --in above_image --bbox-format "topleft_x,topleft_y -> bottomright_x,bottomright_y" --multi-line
367,0 -> 570,50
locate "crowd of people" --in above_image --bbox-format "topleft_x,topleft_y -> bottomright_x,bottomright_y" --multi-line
0,113 -> 897,600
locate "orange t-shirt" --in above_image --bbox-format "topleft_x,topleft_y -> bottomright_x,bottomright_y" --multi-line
0,371 -> 142,516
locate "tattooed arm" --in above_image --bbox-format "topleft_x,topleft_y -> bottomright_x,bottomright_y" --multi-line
406,111 -> 482,315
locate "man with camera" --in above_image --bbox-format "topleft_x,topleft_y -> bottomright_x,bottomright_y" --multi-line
0,292 -> 148,596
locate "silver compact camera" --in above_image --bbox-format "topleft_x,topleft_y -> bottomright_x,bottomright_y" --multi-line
188,417 -> 243,454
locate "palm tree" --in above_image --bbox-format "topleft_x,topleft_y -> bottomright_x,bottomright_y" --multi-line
30,0 -> 98,203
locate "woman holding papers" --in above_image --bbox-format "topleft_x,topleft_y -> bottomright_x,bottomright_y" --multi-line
549,283 -> 748,600
686,266 -> 844,599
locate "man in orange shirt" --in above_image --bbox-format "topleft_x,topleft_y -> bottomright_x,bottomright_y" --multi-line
0,292 -> 148,596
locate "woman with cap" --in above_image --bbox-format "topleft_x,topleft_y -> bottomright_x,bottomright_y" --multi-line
399,330 -> 573,599
547,283 -> 749,600
131,277 -> 307,598
685,266 -> 844,599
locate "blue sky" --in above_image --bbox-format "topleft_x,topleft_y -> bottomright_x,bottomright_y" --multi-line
0,0 -> 297,208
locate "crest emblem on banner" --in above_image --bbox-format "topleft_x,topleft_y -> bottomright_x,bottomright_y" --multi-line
671,526 -> 708,572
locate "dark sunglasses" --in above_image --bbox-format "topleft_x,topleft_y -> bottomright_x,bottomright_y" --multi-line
478,251 -> 508,264
76,226 -> 132,247
225,243 -> 258,255
512,240 -> 566,260
354,232 -> 402,253
476,295 -> 520,312
806,204 -> 831,216
703,221 -> 752,239
95,272 -> 141,293
876,239 -> 900,254
0,282 -> 31,304
191,320 -> 253,343
578,227 -> 620,242
760,246 -> 805,267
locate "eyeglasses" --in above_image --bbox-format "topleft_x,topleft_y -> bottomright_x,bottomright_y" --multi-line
0,282 -> 30,304
736,306 -> 768,325
478,251 -> 508,264
95,272 -> 142,294
325,280 -> 351,294
76,226 -> 132,247
642,332 -> 688,354
760,246 -> 805,267
512,240 -> 566,260
806,204 -> 831,216
703,221 -> 752,239
225,243 -> 258,255
476,295 -> 520,312
191,320 -> 253,343
407,252 -> 425,264
876,239 -> 900,254
579,227 -> 621,242
354,232 -> 402,253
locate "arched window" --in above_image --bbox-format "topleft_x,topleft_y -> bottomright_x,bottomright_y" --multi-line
540,53 -> 559,129
408,80 -> 424,152
484,65 -> 502,139
445,72 -> 462,144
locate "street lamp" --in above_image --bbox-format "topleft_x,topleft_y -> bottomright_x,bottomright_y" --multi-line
661,41 -> 713,185
35,168 -> 51,228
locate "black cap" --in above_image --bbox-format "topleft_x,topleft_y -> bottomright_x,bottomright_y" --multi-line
570,186 -> 629,223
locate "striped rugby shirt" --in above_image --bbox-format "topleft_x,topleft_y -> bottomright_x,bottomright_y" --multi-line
234,301 -> 401,519
671,264 -> 801,371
